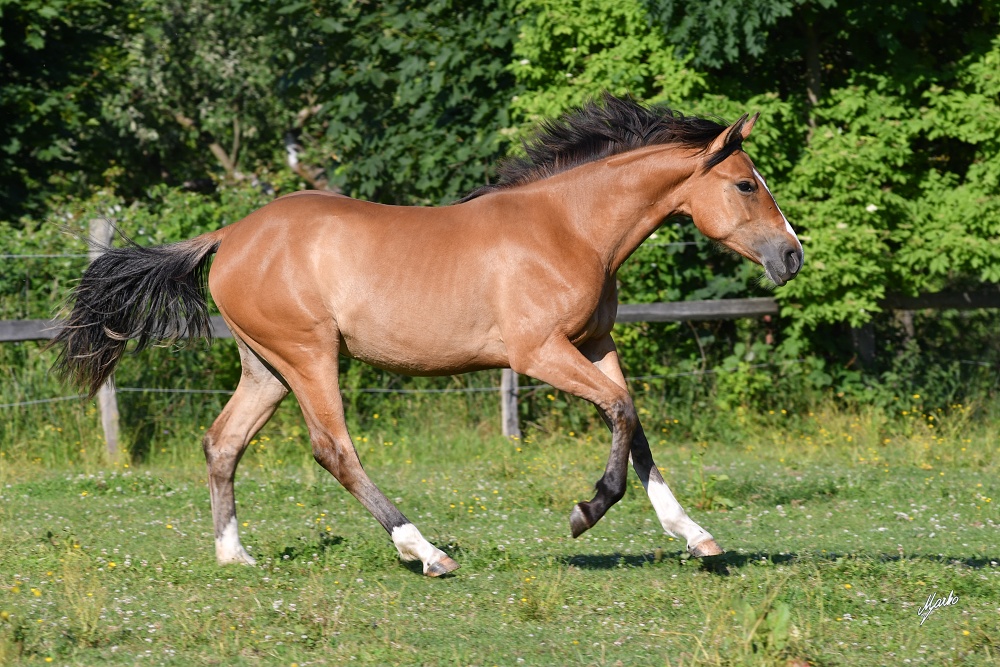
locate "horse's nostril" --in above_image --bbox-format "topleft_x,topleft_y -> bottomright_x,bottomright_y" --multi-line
784,248 -> 801,275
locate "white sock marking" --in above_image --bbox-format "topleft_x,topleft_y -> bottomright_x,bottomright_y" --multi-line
645,478 -> 714,550
391,523 -> 448,573
216,516 -> 255,565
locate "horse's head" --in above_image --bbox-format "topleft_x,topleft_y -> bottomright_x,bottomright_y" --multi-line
687,114 -> 803,286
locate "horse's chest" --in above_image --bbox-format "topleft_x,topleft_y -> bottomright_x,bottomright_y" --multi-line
568,282 -> 618,345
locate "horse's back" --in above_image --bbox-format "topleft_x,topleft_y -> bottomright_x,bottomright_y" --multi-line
208,192 -> 511,374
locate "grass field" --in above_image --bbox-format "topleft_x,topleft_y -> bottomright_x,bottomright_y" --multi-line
1,399 -> 999,666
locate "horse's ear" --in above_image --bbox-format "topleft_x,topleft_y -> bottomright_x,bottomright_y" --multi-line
707,113 -> 750,155
704,113 -> 760,168
740,112 -> 760,140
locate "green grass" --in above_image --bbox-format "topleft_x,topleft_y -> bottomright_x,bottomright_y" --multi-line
1,403 -> 999,666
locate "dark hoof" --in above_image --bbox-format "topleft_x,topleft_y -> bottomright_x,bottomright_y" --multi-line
688,538 -> 724,558
425,556 -> 460,577
569,503 -> 592,538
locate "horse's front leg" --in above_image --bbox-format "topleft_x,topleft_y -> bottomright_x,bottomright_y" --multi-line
583,337 -> 722,557
629,428 -> 723,557
513,336 -> 638,535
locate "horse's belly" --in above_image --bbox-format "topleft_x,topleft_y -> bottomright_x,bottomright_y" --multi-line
337,320 -> 508,376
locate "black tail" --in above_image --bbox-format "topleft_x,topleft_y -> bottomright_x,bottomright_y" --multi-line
52,231 -> 223,397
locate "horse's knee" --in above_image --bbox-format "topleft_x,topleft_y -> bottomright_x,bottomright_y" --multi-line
608,398 -> 638,436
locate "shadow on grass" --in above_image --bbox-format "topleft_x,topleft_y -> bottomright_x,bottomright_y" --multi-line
396,559 -> 463,578
559,550 -> 796,573
272,533 -> 345,561
874,553 -> 999,570
560,550 -> 999,574
560,552 -> 667,569
269,536 -> 465,577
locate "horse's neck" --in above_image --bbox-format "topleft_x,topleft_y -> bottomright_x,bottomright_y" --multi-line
557,150 -> 696,273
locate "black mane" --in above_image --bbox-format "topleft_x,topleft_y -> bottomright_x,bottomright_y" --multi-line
461,93 -> 738,202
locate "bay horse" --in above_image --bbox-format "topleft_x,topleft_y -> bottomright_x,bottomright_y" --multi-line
55,94 -> 802,576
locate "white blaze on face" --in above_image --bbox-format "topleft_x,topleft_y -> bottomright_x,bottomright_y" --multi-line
391,523 -> 449,573
753,168 -> 801,252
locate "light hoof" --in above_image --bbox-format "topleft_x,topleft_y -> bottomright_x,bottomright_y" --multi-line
569,503 -> 592,538
688,538 -> 724,559
217,552 -> 256,566
425,556 -> 460,577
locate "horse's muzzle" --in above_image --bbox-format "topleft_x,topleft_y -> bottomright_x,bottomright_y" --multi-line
762,243 -> 803,286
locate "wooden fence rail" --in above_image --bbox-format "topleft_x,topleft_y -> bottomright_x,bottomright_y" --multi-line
0,315 -> 235,343
8,287 -> 999,343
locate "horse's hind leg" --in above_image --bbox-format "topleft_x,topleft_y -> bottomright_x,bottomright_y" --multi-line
203,337 -> 288,564
268,341 -> 458,577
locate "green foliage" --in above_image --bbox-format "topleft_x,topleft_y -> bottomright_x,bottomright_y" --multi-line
4,8 -> 1000,662
0,0 -> 523,219
731,592 -> 793,660
780,38 -> 1000,327
0,180 -> 278,320
100,0 -> 292,190
691,451 -> 733,511
509,0 -> 703,123
646,0 -> 995,88
777,79 -> 909,328
0,0 -> 125,218
283,0 -> 522,204
1,422 -> 998,665
908,37 -> 1000,286
647,0 -> 810,68
3,0 -> 1000,428
506,0 -> 1000,398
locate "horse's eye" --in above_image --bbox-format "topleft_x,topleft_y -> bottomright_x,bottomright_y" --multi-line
736,181 -> 755,193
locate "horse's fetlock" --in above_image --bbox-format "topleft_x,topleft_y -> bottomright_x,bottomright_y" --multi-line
609,486 -> 626,504
596,475 -> 626,504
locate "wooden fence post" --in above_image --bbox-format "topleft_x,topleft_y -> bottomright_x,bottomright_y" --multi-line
500,368 -> 521,439
89,218 -> 120,457
850,323 -> 876,370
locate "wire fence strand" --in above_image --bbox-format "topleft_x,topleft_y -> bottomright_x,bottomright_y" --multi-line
116,387 -> 235,395
0,254 -> 90,259
0,395 -> 88,409
0,360 -> 813,409
2,354 -> 995,410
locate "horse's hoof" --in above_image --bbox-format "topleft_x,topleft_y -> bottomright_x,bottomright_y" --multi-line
425,556 -> 460,577
216,550 -> 256,566
688,538 -> 724,558
569,503 -> 592,538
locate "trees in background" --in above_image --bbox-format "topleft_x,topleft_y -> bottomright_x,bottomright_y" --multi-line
278,0 -> 521,205
3,0 -> 1000,405
0,0 -> 125,215
0,0 -> 520,215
